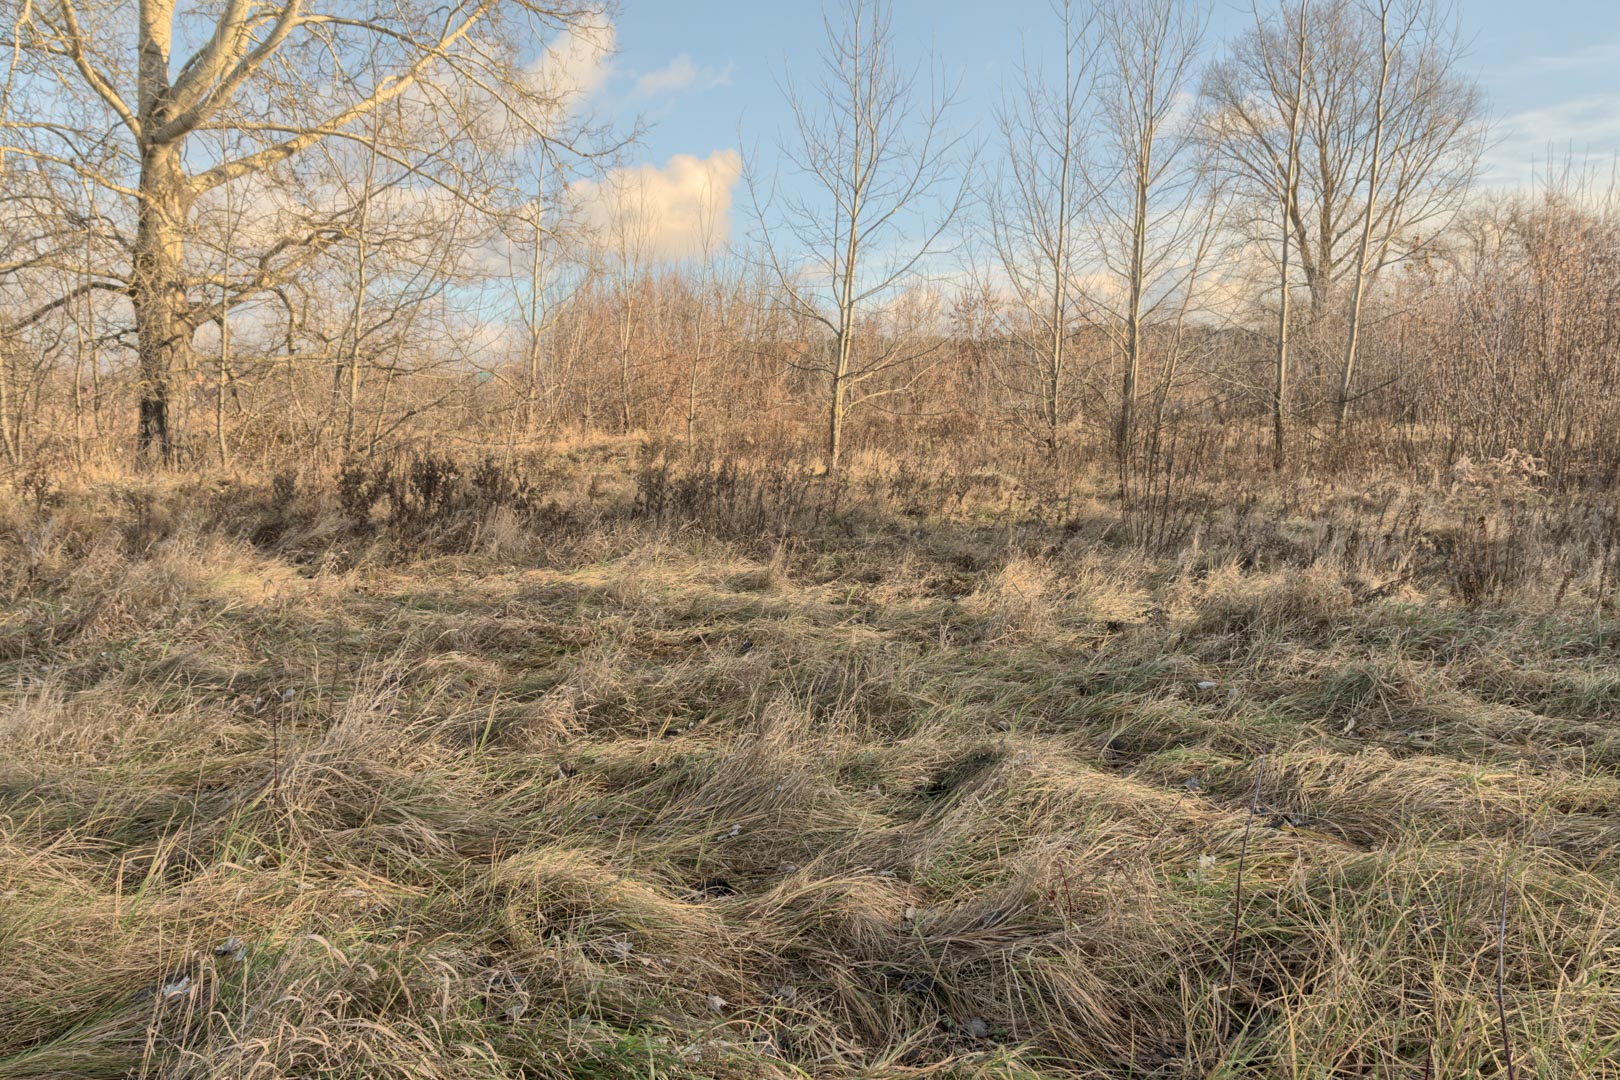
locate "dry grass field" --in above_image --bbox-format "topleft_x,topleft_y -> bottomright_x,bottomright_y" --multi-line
4,0 -> 1618,1074
2,442 -> 1617,1078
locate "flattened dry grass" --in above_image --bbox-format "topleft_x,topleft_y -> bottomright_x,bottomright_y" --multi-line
0,460 -> 1616,1078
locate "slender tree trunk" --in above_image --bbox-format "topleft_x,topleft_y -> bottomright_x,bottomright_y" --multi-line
828,332 -> 849,470
73,296 -> 87,464
1046,37 -> 1076,463
216,350 -> 231,466
1337,2 -> 1391,433
1273,2 -> 1309,472
1119,155 -> 1150,480
216,142 -> 233,469
525,180 -> 546,438
90,291 -> 103,440
337,139 -> 378,457
1274,214 -> 1295,471
1046,205 -> 1069,463
0,339 -> 14,465
617,294 -> 635,434
1044,346 -> 1062,459
687,287 -> 706,448
827,383 -> 845,469
0,4 -> 31,467
829,164 -> 863,475
0,0 -> 27,457
344,322 -> 361,453
16,360 -> 33,454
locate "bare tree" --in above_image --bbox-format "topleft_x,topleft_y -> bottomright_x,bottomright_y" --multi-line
990,0 -> 1096,460
748,0 -> 967,470
327,99 -> 383,459
600,170 -> 653,434
684,173 -> 739,449
521,160 -> 553,438
517,146 -> 567,440
478,136 -> 594,448
4,0 -> 611,464
1331,0 -> 1477,430
1201,0 -> 1482,319
1334,0 -> 1392,432
1088,0 -> 1211,473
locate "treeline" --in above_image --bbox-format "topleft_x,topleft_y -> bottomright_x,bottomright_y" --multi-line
0,0 -> 1615,488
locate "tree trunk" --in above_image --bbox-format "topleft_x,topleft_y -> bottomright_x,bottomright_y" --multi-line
74,290 -> 89,464
1046,211 -> 1068,463
827,332 -> 849,471
1046,84 -> 1073,465
1119,161 -> 1149,479
132,144 -> 192,466
0,344 -> 14,465
526,196 -> 545,438
827,391 -> 844,471
687,294 -> 705,449
617,292 -> 636,435
1044,355 -> 1061,460
1337,4 -> 1391,434
1273,2 -> 1309,473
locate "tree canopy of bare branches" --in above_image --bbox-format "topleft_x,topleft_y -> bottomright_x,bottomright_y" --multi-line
3,0 -> 612,463
1200,0 -> 1484,317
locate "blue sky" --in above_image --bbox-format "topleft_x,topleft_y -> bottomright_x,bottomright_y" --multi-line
587,0 -> 1620,199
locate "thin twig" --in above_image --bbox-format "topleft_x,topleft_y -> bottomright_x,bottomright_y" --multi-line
270,708 -> 281,810
1496,858 -> 1518,1080
1228,754 -> 1266,992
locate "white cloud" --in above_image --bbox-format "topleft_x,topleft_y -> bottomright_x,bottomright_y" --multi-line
576,149 -> 743,262
633,54 -> 734,98
1517,39 -> 1620,75
1483,95 -> 1620,188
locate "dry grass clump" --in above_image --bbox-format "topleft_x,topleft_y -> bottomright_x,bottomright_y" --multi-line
1,455 -> 1617,1078
1189,562 -> 1356,638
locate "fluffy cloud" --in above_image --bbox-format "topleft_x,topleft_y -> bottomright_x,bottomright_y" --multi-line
576,149 -> 743,262
633,54 -> 734,98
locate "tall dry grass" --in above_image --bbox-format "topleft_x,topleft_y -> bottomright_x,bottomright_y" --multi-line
1,441 -> 1616,1077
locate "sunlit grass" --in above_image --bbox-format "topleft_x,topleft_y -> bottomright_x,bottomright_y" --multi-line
1,453 -> 1616,1077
